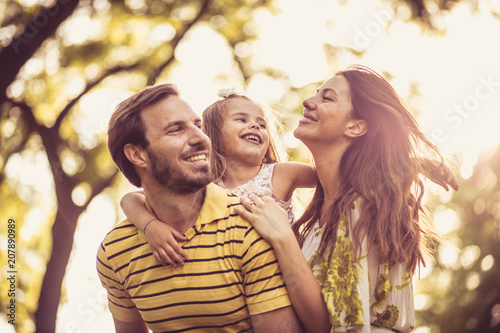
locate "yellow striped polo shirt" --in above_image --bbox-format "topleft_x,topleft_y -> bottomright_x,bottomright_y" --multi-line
97,183 -> 291,332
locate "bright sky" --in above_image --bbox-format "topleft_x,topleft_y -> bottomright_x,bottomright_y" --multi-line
2,0 -> 500,332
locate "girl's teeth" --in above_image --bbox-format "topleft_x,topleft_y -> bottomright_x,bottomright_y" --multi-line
243,135 -> 259,142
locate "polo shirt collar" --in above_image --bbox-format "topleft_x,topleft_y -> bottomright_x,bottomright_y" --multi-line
139,183 -> 230,242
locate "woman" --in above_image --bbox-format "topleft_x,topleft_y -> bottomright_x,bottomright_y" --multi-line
235,65 -> 454,333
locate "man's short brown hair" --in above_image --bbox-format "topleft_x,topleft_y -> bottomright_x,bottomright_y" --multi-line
108,84 -> 179,187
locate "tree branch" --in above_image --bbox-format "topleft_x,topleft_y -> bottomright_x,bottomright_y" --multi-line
55,0 -> 212,127
53,62 -> 141,131
82,169 -> 119,211
146,0 -> 211,85
0,101 -> 37,175
0,0 -> 80,105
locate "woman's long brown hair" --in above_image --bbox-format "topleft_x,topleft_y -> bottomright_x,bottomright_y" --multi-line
292,65 -> 443,272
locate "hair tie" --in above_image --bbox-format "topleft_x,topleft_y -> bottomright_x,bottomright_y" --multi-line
217,87 -> 240,99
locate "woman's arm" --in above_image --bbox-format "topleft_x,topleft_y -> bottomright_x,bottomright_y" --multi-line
235,196 -> 331,333
272,162 -> 318,202
120,192 -> 188,266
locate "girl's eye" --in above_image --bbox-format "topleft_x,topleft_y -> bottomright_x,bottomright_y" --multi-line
236,118 -> 246,122
259,123 -> 267,129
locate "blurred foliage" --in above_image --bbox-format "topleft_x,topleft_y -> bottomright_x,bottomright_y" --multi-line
0,0 -> 499,332
416,145 -> 500,332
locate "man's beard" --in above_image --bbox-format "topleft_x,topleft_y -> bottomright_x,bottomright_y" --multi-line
147,146 -> 214,194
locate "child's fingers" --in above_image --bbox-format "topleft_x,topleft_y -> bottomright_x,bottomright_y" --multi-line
171,228 -> 188,241
152,249 -> 168,266
157,246 -> 185,267
169,239 -> 188,261
170,230 -> 189,260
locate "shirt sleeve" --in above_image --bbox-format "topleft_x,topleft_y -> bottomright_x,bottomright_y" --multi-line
96,241 -> 143,322
240,225 -> 292,315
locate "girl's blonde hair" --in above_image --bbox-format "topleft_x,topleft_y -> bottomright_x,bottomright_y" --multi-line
202,92 -> 284,181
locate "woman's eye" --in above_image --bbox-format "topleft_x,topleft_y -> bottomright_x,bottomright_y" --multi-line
323,96 -> 334,102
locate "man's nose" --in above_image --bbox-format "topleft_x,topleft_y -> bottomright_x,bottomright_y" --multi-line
189,126 -> 210,146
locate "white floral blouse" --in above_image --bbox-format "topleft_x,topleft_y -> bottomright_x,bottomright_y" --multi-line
215,163 -> 295,224
301,206 -> 415,332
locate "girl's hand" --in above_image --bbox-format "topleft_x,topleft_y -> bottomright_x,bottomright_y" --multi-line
235,196 -> 295,245
144,220 -> 188,267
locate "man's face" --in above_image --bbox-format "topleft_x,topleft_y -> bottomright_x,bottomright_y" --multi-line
141,95 -> 213,193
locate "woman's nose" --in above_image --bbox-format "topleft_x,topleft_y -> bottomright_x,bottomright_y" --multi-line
303,96 -> 315,110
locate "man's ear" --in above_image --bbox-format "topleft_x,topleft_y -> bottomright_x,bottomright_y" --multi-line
124,143 -> 148,168
345,119 -> 367,138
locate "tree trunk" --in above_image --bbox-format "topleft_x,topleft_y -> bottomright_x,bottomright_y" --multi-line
34,198 -> 83,333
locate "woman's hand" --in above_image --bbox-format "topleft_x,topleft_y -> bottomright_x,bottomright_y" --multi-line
423,159 -> 459,191
235,196 -> 295,245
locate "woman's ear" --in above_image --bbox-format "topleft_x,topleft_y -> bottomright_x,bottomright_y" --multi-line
345,119 -> 367,138
124,143 -> 148,168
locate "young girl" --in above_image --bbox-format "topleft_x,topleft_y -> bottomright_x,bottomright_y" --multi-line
121,91 -> 318,266
121,90 -> 458,268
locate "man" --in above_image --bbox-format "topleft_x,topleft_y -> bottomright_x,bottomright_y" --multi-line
97,84 -> 302,332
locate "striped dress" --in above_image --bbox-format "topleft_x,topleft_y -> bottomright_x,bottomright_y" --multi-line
97,183 -> 291,332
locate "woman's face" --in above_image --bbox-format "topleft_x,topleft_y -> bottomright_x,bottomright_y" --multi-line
294,75 -> 354,147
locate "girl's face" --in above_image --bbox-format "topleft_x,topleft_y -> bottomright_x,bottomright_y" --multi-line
294,75 -> 354,147
220,98 -> 270,166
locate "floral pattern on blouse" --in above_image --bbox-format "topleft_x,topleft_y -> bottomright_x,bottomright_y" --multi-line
301,206 -> 415,333
215,164 -> 295,223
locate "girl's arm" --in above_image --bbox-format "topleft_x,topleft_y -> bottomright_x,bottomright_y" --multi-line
272,162 -> 318,202
120,192 -> 188,266
235,196 -> 331,333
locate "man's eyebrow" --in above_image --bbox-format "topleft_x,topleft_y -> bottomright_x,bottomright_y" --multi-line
162,118 -> 201,131
162,121 -> 184,132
